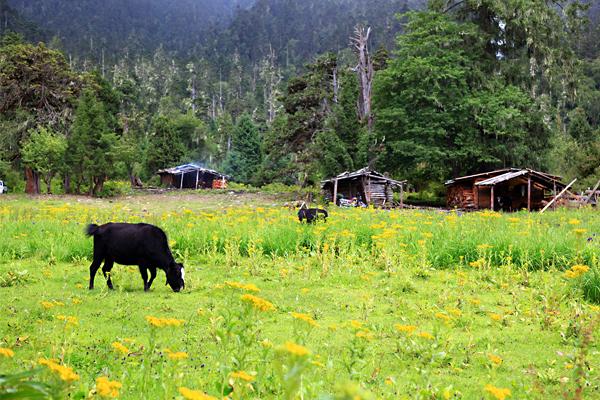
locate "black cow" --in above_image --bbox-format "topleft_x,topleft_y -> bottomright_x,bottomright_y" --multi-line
298,208 -> 328,223
86,223 -> 185,292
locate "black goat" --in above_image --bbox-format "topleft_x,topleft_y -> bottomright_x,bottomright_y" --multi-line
298,208 -> 328,223
86,223 -> 185,292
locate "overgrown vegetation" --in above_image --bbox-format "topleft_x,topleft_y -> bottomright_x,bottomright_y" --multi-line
1,0 -> 599,195
0,197 -> 598,399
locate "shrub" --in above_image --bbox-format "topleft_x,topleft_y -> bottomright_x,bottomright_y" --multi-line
95,181 -> 132,198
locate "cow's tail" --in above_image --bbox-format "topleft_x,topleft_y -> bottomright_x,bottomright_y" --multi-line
86,224 -> 100,237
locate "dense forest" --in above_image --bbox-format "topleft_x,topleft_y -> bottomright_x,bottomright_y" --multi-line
0,0 -> 599,196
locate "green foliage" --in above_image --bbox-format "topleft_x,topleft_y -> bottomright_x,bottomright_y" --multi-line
67,89 -> 118,195
223,114 -> 262,184
95,180 -> 133,198
374,11 -> 550,186
21,126 -> 67,194
146,115 -> 186,176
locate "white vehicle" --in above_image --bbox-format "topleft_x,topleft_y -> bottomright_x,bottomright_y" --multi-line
0,180 -> 7,194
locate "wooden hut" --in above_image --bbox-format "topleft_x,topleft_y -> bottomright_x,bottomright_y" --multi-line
321,168 -> 406,207
445,168 -> 565,211
157,163 -> 227,189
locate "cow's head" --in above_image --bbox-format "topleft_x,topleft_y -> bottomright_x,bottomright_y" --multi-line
166,262 -> 185,292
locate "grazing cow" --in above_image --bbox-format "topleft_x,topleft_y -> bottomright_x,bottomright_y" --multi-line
298,208 -> 328,223
86,223 -> 185,292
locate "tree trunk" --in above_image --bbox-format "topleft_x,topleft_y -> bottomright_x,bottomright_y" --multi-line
25,167 -> 40,195
44,172 -> 54,194
64,174 -> 71,194
351,25 -> 374,131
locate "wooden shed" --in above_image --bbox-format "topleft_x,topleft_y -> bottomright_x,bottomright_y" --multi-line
157,163 -> 227,189
445,168 -> 565,211
321,167 -> 406,207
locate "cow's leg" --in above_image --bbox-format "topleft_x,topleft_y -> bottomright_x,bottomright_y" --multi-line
139,266 -> 149,291
146,267 -> 157,290
89,258 -> 103,290
102,259 -> 114,290
89,244 -> 104,290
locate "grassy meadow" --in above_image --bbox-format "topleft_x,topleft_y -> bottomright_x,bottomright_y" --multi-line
0,193 -> 599,399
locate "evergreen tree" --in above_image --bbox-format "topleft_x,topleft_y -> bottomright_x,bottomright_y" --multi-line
146,115 -> 185,175
67,89 -> 118,195
223,114 -> 262,184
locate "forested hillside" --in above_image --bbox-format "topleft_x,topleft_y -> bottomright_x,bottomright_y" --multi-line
0,0 -> 598,197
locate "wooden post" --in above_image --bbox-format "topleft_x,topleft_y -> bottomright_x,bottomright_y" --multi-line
179,173 -> 184,189
195,170 -> 199,189
584,179 -> 600,205
527,176 -> 531,211
367,177 -> 372,205
332,178 -> 338,206
553,181 -> 556,211
490,186 -> 494,211
476,186 -> 480,209
400,184 -> 404,209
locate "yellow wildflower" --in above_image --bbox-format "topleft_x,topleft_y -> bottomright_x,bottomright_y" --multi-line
446,307 -> 462,317
230,370 -> 255,382
38,358 -> 79,382
40,301 -> 55,309
484,384 -> 511,400
477,244 -> 493,250
568,219 -> 581,225
96,376 -> 122,398
56,315 -> 78,326
470,259 -> 485,268
565,363 -> 574,369
0,347 -> 15,358
145,316 -> 185,327
573,228 -> 587,236
290,312 -> 319,327
240,294 -> 276,312
311,360 -> 325,368
167,351 -> 188,360
178,387 -> 217,400
417,332 -> 434,340
487,354 -> 503,365
225,281 -> 260,292
355,329 -> 374,340
349,320 -> 363,329
300,288 -> 310,294
489,313 -> 503,321
394,324 -> 417,335
435,312 -> 451,323
281,341 -> 310,357
565,264 -> 590,279
112,342 -> 129,355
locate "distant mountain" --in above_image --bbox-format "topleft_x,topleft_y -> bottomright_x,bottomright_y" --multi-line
6,0 -> 255,56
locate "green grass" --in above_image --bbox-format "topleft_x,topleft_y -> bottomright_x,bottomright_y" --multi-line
0,194 -> 599,399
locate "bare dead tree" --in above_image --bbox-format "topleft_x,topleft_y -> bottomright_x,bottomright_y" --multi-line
351,25 -> 374,130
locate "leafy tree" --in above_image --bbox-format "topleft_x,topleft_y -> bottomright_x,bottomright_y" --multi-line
67,89 -> 118,195
374,11 -> 550,186
21,126 -> 67,194
223,114 -> 262,184
146,115 -> 185,176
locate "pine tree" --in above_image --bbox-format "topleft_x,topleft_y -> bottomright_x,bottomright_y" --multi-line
223,114 -> 262,184
67,89 -> 118,195
146,115 -> 185,175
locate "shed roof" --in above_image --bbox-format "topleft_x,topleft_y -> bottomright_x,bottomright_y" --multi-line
157,163 -> 227,178
446,168 -> 563,187
321,167 -> 406,187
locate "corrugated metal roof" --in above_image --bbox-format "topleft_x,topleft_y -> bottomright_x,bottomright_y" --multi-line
321,167 -> 406,186
475,170 -> 528,186
446,168 -> 563,186
157,163 -> 227,178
